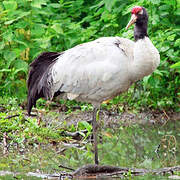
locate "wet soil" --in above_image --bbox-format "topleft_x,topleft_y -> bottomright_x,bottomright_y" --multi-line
42,107 -> 180,128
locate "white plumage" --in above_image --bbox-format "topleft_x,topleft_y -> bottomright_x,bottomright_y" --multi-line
27,6 -> 160,165
50,37 -> 134,106
45,36 -> 159,107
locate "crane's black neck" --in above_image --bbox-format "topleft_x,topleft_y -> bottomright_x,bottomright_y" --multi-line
134,22 -> 148,41
134,7 -> 148,41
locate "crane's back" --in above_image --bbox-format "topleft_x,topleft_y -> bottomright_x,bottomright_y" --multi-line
50,37 -> 135,106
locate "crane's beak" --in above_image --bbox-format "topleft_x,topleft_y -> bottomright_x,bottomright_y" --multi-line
126,14 -> 137,30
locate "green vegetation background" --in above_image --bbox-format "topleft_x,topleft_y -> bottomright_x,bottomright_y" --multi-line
0,0 -> 179,110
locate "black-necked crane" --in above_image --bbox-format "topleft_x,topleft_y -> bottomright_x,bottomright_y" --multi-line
27,6 -> 160,165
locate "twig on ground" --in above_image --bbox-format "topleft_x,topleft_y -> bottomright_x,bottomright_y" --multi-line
162,109 -> 170,120
3,132 -> 8,154
59,164 -> 75,171
4,114 -> 19,119
64,130 -> 88,140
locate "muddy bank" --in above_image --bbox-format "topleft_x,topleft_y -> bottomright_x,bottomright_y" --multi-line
41,108 -> 180,128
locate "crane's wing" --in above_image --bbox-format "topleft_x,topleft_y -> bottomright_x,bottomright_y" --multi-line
49,37 -> 134,100
27,37 -> 134,114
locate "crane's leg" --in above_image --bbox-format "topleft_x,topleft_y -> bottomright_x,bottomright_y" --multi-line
92,107 -> 99,165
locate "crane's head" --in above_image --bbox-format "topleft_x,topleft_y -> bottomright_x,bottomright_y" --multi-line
126,6 -> 148,30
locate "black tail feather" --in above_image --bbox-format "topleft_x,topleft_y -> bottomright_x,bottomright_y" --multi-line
27,52 -> 61,115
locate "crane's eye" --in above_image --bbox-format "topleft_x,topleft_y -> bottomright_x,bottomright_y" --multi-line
138,10 -> 143,15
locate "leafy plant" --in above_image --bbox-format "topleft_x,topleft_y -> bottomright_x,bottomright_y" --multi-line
0,0 -> 179,110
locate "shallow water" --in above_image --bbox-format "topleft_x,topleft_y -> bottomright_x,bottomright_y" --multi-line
0,118 -> 179,179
